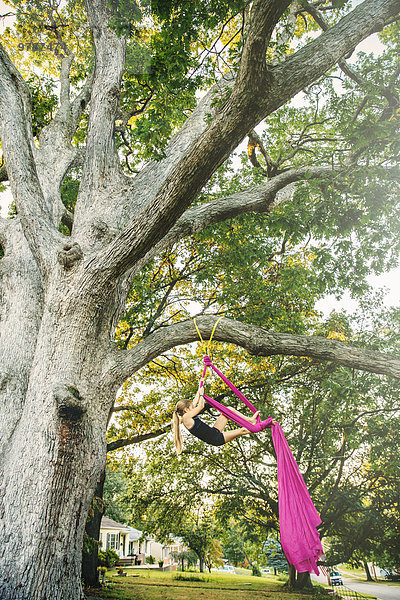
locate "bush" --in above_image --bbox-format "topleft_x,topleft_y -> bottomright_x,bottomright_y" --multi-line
98,548 -> 120,568
252,564 -> 262,577
145,555 -> 155,564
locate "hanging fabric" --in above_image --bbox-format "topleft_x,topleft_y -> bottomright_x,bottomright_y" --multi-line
199,354 -> 324,575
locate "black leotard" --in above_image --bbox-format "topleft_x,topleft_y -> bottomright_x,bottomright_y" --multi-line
187,417 -> 225,446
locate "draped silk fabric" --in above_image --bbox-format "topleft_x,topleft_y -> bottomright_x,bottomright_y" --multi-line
201,356 -> 323,574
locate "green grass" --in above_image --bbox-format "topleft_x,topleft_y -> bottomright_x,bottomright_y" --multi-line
85,569 -> 329,600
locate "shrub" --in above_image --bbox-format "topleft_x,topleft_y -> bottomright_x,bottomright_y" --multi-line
145,555 -> 155,564
252,564 -> 262,577
98,548 -> 120,568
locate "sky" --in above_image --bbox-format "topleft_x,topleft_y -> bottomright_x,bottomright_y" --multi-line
0,1 -> 399,315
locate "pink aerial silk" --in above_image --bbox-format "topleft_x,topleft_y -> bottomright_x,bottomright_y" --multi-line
200,355 -> 324,575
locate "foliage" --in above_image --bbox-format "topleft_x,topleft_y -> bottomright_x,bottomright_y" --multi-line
145,555 -> 155,564
97,549 -> 120,569
173,573 -> 209,582
263,538 -> 288,573
103,467 -> 131,524
170,549 -> 199,571
204,538 -> 224,572
222,524 -> 246,567
82,531 -> 101,555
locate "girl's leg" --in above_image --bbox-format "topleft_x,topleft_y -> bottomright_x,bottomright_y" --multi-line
227,406 -> 260,425
212,414 -> 229,432
223,427 -> 251,443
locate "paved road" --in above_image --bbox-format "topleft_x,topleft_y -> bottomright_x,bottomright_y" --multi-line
311,574 -> 400,600
341,577 -> 400,600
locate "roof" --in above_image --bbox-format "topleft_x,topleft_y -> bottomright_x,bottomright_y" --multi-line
126,526 -> 142,541
100,516 -> 130,532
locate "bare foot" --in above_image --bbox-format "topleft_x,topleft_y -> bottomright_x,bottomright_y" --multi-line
249,411 -> 260,425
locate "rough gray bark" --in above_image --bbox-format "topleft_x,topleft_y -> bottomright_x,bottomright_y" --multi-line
103,316 -> 400,386
0,1 -> 399,599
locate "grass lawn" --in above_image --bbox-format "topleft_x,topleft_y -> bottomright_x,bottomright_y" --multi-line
86,569 -> 324,600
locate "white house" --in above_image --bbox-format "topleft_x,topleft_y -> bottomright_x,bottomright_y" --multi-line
99,517 -> 185,567
99,517 -> 131,559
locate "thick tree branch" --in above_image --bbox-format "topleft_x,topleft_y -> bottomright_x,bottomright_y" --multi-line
129,165 -> 333,279
36,62 -> 93,229
0,43 -> 60,274
233,0 -> 292,93
77,0 -> 400,300
103,316 -> 400,388
107,425 -> 170,452
74,0 -> 126,226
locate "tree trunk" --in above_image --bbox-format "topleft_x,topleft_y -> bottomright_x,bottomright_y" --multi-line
0,274 -> 114,600
364,561 -> 374,582
199,557 -> 204,573
82,469 -> 106,588
285,565 -> 313,590
286,564 -> 297,589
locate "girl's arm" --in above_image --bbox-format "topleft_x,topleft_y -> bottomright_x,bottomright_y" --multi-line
182,393 -> 205,429
192,378 -> 205,408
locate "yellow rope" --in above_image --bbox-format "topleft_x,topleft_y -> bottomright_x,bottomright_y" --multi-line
193,316 -> 223,385
193,318 -> 204,349
193,316 -> 222,356
208,316 -> 222,353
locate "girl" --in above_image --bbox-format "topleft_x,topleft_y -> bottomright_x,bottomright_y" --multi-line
172,383 -> 273,455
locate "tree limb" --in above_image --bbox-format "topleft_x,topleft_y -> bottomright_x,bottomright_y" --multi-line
233,0 -> 292,94
129,165 -> 334,278
0,43 -> 60,274
36,60 -> 93,229
75,0 -> 126,223
103,316 -> 400,388
107,425 -> 170,452
78,0 -> 400,298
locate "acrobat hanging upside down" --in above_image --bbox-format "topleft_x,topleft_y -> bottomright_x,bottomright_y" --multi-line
172,354 -> 276,454
171,351 -> 324,577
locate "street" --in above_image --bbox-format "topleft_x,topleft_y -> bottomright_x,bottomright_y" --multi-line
311,574 -> 400,600
341,577 -> 400,600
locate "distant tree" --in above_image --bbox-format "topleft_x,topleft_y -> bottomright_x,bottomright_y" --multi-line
205,539 -> 224,573
263,538 -> 288,575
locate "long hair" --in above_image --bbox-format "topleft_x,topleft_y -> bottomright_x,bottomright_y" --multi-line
172,398 -> 193,455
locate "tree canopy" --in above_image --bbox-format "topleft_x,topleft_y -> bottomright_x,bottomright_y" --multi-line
1,1 -> 400,599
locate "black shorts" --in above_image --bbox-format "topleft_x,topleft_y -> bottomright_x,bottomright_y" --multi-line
188,417 -> 225,446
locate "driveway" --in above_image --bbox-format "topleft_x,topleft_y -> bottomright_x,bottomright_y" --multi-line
311,573 -> 400,600
341,577 -> 400,600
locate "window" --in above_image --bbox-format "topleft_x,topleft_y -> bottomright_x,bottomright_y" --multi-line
106,533 -> 119,551
128,541 -> 135,555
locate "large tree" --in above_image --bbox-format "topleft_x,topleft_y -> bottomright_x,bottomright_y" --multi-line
1,1 -> 400,599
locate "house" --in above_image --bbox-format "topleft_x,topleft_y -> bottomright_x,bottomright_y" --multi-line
99,517 -> 185,567
99,517 -> 131,559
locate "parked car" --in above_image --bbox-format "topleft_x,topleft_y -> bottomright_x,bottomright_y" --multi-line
261,568 -> 270,574
329,570 -> 343,586
380,569 -> 400,581
220,565 -> 236,574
